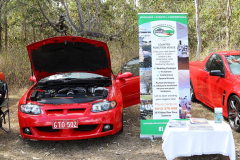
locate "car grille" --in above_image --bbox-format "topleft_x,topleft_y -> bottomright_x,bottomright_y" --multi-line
74,125 -> 98,131
36,125 -> 98,132
45,108 -> 86,116
36,126 -> 59,132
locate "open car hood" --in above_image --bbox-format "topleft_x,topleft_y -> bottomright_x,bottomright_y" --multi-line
27,36 -> 112,81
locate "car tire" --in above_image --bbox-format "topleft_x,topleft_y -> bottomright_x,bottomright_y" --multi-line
228,95 -> 240,132
190,80 -> 198,102
119,111 -> 123,132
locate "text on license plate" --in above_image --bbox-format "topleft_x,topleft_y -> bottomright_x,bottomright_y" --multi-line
52,119 -> 78,129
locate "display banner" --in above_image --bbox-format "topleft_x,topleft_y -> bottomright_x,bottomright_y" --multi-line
139,13 -> 191,138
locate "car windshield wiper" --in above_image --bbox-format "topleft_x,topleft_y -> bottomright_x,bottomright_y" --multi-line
62,78 -> 79,80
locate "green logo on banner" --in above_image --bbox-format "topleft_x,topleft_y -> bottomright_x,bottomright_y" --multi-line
153,26 -> 175,37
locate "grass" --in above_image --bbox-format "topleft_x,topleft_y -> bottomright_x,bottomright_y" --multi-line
0,39 -> 139,93
140,95 -> 152,100
190,41 -> 236,62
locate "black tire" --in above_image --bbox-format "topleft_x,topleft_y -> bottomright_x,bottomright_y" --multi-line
190,80 -> 198,102
119,111 -> 123,132
228,95 -> 240,132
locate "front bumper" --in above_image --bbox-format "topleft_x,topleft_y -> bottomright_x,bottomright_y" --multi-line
18,104 -> 122,140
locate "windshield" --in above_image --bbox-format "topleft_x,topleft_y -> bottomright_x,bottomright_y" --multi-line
39,72 -> 106,82
225,55 -> 240,75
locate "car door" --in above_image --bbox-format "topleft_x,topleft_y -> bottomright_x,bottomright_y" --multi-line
208,54 -> 226,108
116,57 -> 140,108
197,54 -> 213,104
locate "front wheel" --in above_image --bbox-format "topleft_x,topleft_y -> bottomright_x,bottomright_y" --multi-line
228,95 -> 240,132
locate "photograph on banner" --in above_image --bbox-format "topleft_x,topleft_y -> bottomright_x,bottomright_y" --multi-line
176,21 -> 189,70
139,22 -> 153,120
140,68 -> 153,120
178,70 -> 191,119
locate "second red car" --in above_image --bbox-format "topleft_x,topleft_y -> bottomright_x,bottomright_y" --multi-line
190,51 -> 240,131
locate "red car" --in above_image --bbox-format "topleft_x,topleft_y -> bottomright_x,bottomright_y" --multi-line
18,36 -> 140,140
190,51 -> 240,131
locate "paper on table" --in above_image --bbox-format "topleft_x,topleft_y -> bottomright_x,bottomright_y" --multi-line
188,124 -> 214,130
168,120 -> 187,128
190,118 -> 208,124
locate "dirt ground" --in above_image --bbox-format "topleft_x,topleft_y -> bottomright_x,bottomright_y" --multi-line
0,89 -> 239,160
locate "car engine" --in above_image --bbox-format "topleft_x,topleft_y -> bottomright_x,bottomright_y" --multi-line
30,86 -> 109,104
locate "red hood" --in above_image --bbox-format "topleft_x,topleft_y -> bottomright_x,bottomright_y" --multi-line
27,36 -> 112,81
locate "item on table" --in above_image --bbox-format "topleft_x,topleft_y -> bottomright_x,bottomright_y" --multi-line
188,124 -> 214,130
168,120 -> 187,128
190,118 -> 208,124
214,108 -> 223,123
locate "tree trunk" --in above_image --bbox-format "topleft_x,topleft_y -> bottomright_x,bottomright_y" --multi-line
33,25 -> 36,42
75,0 -> 85,30
85,0 -> 91,31
132,0 -> 136,32
4,10 -> 7,49
226,0 -> 231,50
24,18 -> 27,42
124,0 -> 126,34
111,1 -> 113,28
0,9 -> 2,51
39,24 -> 43,40
33,0 -> 36,42
195,0 -> 202,60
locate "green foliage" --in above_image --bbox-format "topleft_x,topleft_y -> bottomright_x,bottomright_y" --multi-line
0,0 -> 240,89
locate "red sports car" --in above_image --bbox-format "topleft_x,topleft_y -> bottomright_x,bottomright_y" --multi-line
190,51 -> 240,131
18,36 -> 140,140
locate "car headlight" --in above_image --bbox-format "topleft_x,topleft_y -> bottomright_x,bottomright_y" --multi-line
20,104 -> 41,115
91,101 -> 117,112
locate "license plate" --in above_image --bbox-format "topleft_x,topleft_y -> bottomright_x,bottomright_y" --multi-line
52,119 -> 78,129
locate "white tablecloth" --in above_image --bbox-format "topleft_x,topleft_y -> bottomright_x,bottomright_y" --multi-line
162,121 -> 235,160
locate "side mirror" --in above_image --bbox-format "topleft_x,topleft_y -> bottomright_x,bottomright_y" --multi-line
0,72 -> 5,81
117,72 -> 133,80
29,76 -> 36,82
209,70 -> 224,77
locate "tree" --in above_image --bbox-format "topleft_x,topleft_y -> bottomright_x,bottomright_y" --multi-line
195,0 -> 202,60
226,0 -> 231,50
140,71 -> 152,93
0,0 -> 6,50
35,0 -> 121,41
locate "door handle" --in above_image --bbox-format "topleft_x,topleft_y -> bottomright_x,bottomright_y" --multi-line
205,75 -> 208,79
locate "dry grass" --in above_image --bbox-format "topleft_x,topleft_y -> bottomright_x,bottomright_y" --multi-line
107,41 -> 139,74
0,46 -> 32,89
0,94 -> 237,160
190,41 -> 237,62
0,39 -> 138,94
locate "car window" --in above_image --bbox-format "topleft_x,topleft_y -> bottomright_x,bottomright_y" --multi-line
225,55 -> 240,75
120,57 -> 139,77
204,55 -> 213,72
210,54 -> 225,74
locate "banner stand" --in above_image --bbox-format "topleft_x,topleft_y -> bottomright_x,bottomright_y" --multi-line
140,135 -> 162,142
139,13 -> 191,137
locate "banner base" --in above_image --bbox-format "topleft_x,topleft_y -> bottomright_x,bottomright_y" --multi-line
140,134 -> 162,142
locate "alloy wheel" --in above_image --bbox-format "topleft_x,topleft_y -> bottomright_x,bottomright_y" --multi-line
228,95 -> 240,131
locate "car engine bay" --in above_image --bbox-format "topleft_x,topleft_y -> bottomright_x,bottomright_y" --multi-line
30,85 -> 109,104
